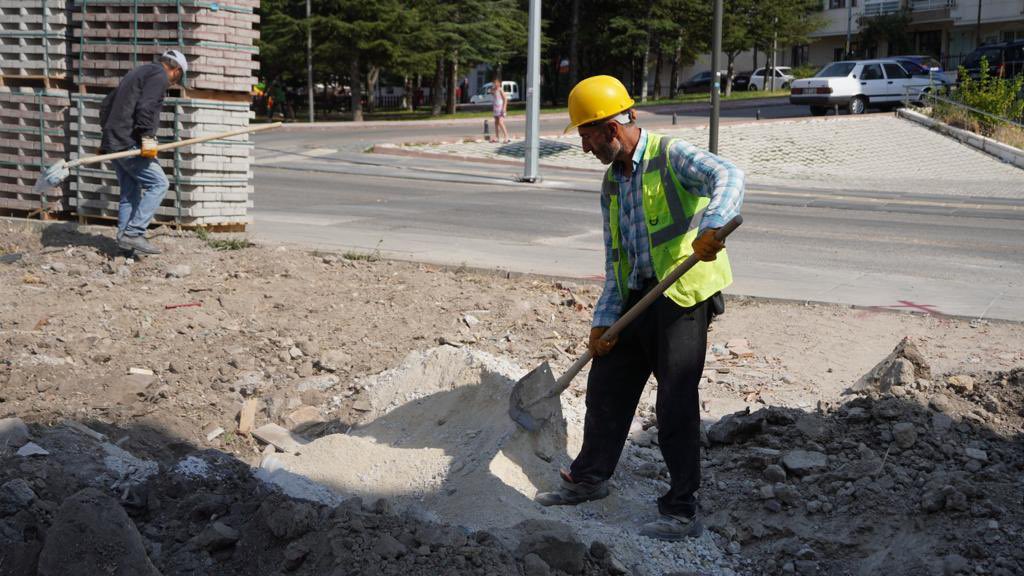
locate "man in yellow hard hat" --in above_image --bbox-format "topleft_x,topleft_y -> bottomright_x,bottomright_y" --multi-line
535,75 -> 744,542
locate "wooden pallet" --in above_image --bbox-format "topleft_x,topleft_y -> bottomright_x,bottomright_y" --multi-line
72,207 -> 248,232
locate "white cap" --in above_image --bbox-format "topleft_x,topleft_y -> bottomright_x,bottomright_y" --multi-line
161,50 -> 188,74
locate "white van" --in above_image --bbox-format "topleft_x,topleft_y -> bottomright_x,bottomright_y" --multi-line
470,81 -> 520,104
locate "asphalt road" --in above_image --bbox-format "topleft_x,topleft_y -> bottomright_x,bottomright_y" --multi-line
250,101 -> 1024,321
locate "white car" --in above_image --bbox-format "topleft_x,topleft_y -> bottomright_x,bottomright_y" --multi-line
790,59 -> 938,116
469,81 -> 520,104
748,66 -> 794,91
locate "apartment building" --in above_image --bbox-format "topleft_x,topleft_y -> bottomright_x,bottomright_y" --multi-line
809,0 -> 1024,68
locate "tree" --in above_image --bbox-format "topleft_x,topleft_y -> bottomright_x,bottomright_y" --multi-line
858,9 -> 913,58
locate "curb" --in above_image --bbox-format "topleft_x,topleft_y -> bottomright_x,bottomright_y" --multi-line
896,108 -> 1024,170
370,144 -> 601,173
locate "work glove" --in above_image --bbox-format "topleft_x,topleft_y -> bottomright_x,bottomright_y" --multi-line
140,137 -> 158,159
692,229 -> 725,262
42,160 -> 69,187
588,326 -> 618,357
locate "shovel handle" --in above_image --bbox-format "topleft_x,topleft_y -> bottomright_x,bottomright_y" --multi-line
65,122 -> 282,169
554,215 -> 743,391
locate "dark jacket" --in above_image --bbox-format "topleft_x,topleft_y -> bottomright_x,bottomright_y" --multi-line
99,63 -> 169,152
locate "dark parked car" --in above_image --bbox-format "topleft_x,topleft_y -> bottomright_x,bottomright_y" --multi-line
678,70 -> 729,94
731,71 -> 751,91
961,41 -> 1024,81
892,55 -> 953,87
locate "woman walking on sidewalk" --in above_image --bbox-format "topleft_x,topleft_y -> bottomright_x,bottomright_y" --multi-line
492,81 -> 510,143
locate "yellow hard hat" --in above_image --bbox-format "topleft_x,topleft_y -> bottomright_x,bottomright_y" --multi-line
564,75 -> 636,133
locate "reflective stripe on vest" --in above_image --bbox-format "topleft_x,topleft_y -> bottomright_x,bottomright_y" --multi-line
603,132 -> 732,309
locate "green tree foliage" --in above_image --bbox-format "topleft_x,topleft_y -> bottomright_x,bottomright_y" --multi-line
858,9 -> 913,57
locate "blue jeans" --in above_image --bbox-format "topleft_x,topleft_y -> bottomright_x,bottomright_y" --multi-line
112,155 -> 169,237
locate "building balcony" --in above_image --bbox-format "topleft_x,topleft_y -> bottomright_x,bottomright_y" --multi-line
910,0 -> 955,23
863,1 -> 902,17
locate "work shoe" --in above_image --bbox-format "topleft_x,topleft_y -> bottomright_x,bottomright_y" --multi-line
534,469 -> 609,506
117,234 -> 161,255
639,513 -> 704,541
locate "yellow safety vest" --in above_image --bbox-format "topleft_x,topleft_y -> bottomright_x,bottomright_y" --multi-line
604,132 -> 732,308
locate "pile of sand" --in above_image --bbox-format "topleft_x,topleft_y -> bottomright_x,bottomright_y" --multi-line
259,346 -> 731,575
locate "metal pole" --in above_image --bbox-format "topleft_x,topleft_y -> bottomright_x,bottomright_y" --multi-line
975,0 -> 983,48
522,0 -> 541,182
306,0 -> 314,123
710,0 -> 722,154
845,0 -> 853,58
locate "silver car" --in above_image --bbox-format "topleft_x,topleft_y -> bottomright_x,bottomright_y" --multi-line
789,60 -> 938,116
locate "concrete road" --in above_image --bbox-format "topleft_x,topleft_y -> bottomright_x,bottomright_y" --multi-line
250,102 -> 1024,322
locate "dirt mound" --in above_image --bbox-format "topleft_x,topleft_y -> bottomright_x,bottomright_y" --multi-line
0,423 -> 620,576
261,346 -> 735,575
702,365 -> 1024,576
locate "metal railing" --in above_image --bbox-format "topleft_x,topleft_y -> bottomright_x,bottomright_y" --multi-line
905,89 -> 1024,129
910,0 -> 955,10
863,0 -> 901,16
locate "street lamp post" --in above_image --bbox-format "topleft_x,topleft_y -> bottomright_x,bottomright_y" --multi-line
845,0 -> 853,58
710,0 -> 722,154
522,0 -> 541,182
306,0 -> 314,123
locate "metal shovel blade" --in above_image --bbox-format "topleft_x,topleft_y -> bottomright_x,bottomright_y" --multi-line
508,361 -> 559,432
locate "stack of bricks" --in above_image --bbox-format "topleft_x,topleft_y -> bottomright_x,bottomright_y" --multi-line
0,0 -> 68,215
0,0 -> 68,79
0,86 -> 68,212
72,0 -> 258,92
69,93 -> 253,226
0,0 -> 259,230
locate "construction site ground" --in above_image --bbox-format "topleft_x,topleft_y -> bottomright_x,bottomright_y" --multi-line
1,218 -> 1022,576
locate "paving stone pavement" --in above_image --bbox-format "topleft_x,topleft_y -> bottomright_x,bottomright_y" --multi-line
402,116 -> 1023,198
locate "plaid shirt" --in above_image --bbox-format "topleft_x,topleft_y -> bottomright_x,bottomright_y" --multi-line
593,129 -> 745,327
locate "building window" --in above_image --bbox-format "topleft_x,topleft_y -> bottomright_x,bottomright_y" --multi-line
828,0 -> 856,8
833,47 -> 845,62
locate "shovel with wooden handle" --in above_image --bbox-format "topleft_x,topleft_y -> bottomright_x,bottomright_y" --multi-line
33,122 -> 283,194
508,215 -> 743,432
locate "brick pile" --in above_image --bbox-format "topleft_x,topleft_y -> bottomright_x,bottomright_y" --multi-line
69,93 -> 253,226
0,0 -> 260,229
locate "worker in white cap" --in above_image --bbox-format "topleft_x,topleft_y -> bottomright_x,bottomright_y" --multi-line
45,50 -> 189,254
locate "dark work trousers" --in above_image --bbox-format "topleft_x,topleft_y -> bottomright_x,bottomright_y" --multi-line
569,283 -> 717,518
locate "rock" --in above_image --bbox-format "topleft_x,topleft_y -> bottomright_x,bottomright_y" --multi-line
192,521 -> 240,551
372,534 -> 408,560
523,553 -> 552,576
288,347 -> 303,359
284,406 -> 323,429
164,264 -> 191,278
781,450 -> 828,476
515,520 -> 587,575
921,487 -> 946,512
607,554 -> 629,575
259,495 -> 318,540
204,425 -> 225,442
127,367 -> 154,376
853,337 -> 931,393
295,374 -> 339,393
708,408 -> 766,445
946,375 -> 975,394
930,394 -> 952,413
0,417 -> 30,449
932,412 -> 953,433
764,464 -> 787,483
943,554 -> 968,575
0,478 -> 36,515
964,448 -> 988,461
463,314 -> 481,328
16,442 -> 49,457
636,462 -> 660,479
589,541 -> 609,560
727,339 -> 754,358
252,423 -> 309,454
892,422 -> 918,448
316,349 -> 352,372
37,487 -> 160,576
238,399 -> 260,434
794,414 -> 827,441
774,483 -> 801,506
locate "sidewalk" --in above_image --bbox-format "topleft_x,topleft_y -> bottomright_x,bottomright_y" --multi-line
378,115 -> 1024,199
269,96 -> 790,131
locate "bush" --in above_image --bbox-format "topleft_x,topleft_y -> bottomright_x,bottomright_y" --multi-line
790,65 -> 819,79
955,57 -> 1024,130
